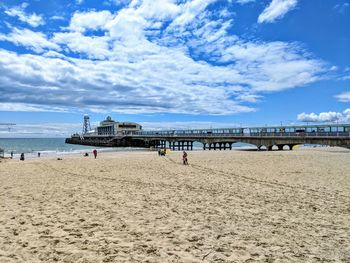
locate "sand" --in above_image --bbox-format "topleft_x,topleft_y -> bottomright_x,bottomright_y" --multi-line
0,148 -> 349,262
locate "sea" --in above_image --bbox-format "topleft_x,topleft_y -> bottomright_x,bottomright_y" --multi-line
0,138 -> 255,159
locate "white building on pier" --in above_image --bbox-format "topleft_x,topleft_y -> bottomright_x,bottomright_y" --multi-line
96,116 -> 142,136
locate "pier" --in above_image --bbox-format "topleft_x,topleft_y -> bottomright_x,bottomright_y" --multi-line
66,123 -> 350,150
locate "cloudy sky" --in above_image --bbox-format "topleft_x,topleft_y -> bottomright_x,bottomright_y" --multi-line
0,0 -> 349,137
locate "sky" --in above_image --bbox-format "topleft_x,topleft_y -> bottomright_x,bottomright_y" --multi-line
0,0 -> 350,137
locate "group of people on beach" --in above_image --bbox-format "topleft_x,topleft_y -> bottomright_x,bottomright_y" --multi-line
84,149 -> 98,158
11,152 -> 40,161
12,148 -> 188,164
12,150 -> 98,160
158,148 -> 188,165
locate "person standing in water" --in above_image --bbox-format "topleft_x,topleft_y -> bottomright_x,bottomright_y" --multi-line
20,153 -> 25,161
93,149 -> 97,159
38,152 -> 41,158
10,151 -> 13,159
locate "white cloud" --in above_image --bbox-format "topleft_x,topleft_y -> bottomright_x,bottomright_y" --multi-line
0,122 -> 82,138
137,0 -> 181,20
107,0 -> 132,7
339,67 -> 350,80
232,0 -> 255,4
258,0 -> 298,23
169,0 -> 215,29
0,47 -> 254,115
236,93 -> 262,103
42,50 -> 67,59
51,15 -> 65,20
105,8 -> 148,42
0,28 -> 60,53
0,103 -> 67,112
334,3 -> 349,13
297,110 -> 348,123
336,92 -> 350,102
53,32 -> 111,59
220,41 -> 322,92
4,4 -> 45,27
68,10 -> 114,32
0,1 -> 326,115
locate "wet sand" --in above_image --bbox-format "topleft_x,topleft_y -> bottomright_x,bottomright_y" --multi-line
0,148 -> 349,262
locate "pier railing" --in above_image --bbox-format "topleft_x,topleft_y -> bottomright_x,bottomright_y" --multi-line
135,131 -> 350,138
78,131 -> 350,138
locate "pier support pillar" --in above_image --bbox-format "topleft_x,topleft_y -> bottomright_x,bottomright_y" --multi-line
288,144 -> 294,150
229,143 -> 232,150
267,145 -> 273,151
190,141 -> 193,151
203,143 -> 206,150
278,145 -> 284,151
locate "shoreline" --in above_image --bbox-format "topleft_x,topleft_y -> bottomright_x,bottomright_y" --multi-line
2,145 -> 260,161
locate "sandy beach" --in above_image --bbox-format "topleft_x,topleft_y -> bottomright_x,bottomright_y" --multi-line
0,148 -> 349,262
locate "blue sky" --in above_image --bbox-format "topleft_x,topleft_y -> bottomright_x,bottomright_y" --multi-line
0,0 -> 349,136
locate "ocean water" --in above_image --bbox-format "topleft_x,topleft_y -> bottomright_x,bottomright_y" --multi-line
0,138 -> 96,154
0,138 -> 255,159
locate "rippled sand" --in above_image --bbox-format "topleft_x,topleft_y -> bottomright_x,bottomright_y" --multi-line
0,148 -> 349,262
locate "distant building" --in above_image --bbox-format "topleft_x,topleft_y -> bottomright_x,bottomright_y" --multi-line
97,116 -> 142,136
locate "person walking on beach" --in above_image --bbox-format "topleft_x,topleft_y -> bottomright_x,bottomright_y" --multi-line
20,153 -> 25,161
93,149 -> 97,159
182,151 -> 188,165
10,151 -> 13,159
38,152 -> 41,158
